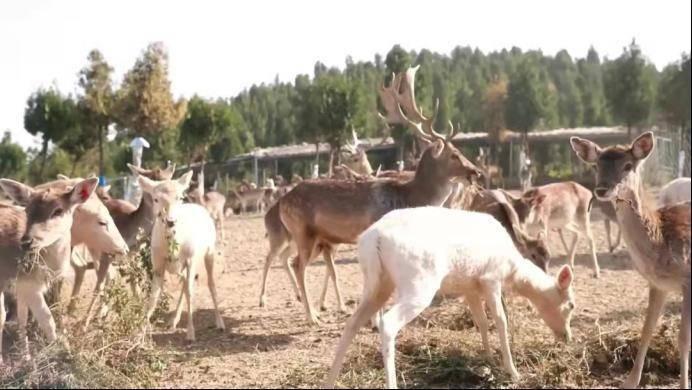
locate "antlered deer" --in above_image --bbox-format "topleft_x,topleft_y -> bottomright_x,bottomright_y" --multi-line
571,132 -> 691,389
324,207 -> 575,388
276,66 -> 483,325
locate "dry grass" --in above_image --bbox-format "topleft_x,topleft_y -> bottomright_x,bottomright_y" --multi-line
0,234 -> 172,388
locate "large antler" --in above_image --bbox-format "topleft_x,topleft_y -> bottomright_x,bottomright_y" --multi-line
378,65 -> 456,143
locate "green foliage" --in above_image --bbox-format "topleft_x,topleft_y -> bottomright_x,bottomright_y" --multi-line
0,131 -> 27,180
604,40 -> 657,134
658,53 -> 691,128
505,58 -> 557,132
24,87 -> 81,180
114,42 -> 187,137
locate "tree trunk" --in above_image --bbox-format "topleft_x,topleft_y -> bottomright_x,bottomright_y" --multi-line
328,148 -> 335,177
38,138 -> 48,181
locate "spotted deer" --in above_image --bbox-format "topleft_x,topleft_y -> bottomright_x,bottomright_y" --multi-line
509,182 -> 600,277
0,178 -> 127,362
274,66 -> 483,325
324,207 -> 575,388
571,132 -> 690,389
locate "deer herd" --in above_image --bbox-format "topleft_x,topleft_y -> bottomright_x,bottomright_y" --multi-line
0,66 -> 690,389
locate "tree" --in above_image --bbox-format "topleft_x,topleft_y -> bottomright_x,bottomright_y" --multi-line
577,47 -> 610,126
78,49 -> 114,178
505,58 -> 557,137
179,96 -> 217,163
0,131 -> 27,180
604,40 -> 656,139
550,50 -> 583,127
114,42 -> 187,162
24,88 -> 80,180
658,54 -> 691,129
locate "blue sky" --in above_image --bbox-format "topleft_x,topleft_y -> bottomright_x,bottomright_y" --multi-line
1,0 -> 690,149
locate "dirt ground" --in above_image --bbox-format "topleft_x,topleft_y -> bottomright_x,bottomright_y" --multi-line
13,208 -> 687,388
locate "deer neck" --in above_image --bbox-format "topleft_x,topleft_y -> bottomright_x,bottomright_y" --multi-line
40,233 -> 72,275
506,256 -> 554,304
612,173 -> 663,256
406,156 -> 453,206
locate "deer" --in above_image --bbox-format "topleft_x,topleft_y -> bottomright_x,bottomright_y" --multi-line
467,189 -> 551,271
324,206 -> 575,388
507,182 -> 600,278
275,65 -> 483,325
64,163 -> 176,326
136,170 -> 225,342
591,199 -> 622,253
657,177 -> 691,208
232,184 -> 268,214
570,132 -> 691,389
476,147 -> 504,189
187,169 -> 227,241
0,177 -> 128,363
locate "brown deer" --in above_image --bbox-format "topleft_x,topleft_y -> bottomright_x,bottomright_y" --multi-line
570,132 -> 690,389
0,178 -> 127,362
467,189 -> 551,271
187,168 -> 226,241
277,65 -> 483,325
66,163 -> 175,325
504,182 -> 600,277
476,147 -> 504,189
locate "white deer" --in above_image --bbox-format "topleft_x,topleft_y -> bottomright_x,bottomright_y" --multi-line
657,177 -> 691,208
136,170 -> 225,342
324,207 -> 575,389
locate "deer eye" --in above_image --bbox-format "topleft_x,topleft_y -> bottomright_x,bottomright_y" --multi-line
623,162 -> 633,172
51,208 -> 64,218
154,198 -> 159,203
98,220 -> 108,227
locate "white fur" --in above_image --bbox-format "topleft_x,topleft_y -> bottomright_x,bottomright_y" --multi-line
139,173 -> 225,342
657,177 -> 691,208
325,207 -> 575,388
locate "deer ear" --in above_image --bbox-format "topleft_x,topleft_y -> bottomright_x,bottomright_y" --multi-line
570,136 -> 601,164
68,177 -> 99,205
137,175 -> 158,193
177,171 -> 194,190
556,265 -> 573,290
0,179 -> 35,206
631,131 -> 655,160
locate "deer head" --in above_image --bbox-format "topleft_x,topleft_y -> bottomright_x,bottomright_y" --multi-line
378,66 -> 482,184
0,178 -> 123,253
137,170 -> 194,227
570,132 -> 655,201
127,162 -> 177,181
341,129 -> 374,176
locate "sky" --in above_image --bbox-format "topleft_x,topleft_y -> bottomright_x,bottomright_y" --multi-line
1,0 -> 690,149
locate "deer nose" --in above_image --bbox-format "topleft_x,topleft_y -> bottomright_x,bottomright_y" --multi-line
594,187 -> 608,198
20,236 -> 34,251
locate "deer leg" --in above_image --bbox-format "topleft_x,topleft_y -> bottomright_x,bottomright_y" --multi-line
205,250 -> 225,330
466,294 -> 491,358
680,280 -> 690,389
183,262 -> 197,342
0,291 -> 5,365
583,215 -> 600,278
558,229 -> 571,255
323,273 -> 394,388
604,219 -> 614,253
485,284 -> 520,381
24,289 -> 57,345
259,241 -> 282,308
169,278 -> 186,331
380,288 -> 438,389
292,236 -> 321,326
623,287 -> 667,389
320,246 -> 346,313
281,245 -> 301,303
68,264 -> 87,315
563,226 -> 580,269
82,255 -> 112,330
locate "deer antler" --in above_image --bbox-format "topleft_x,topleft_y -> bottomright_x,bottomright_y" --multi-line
379,66 -> 457,144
